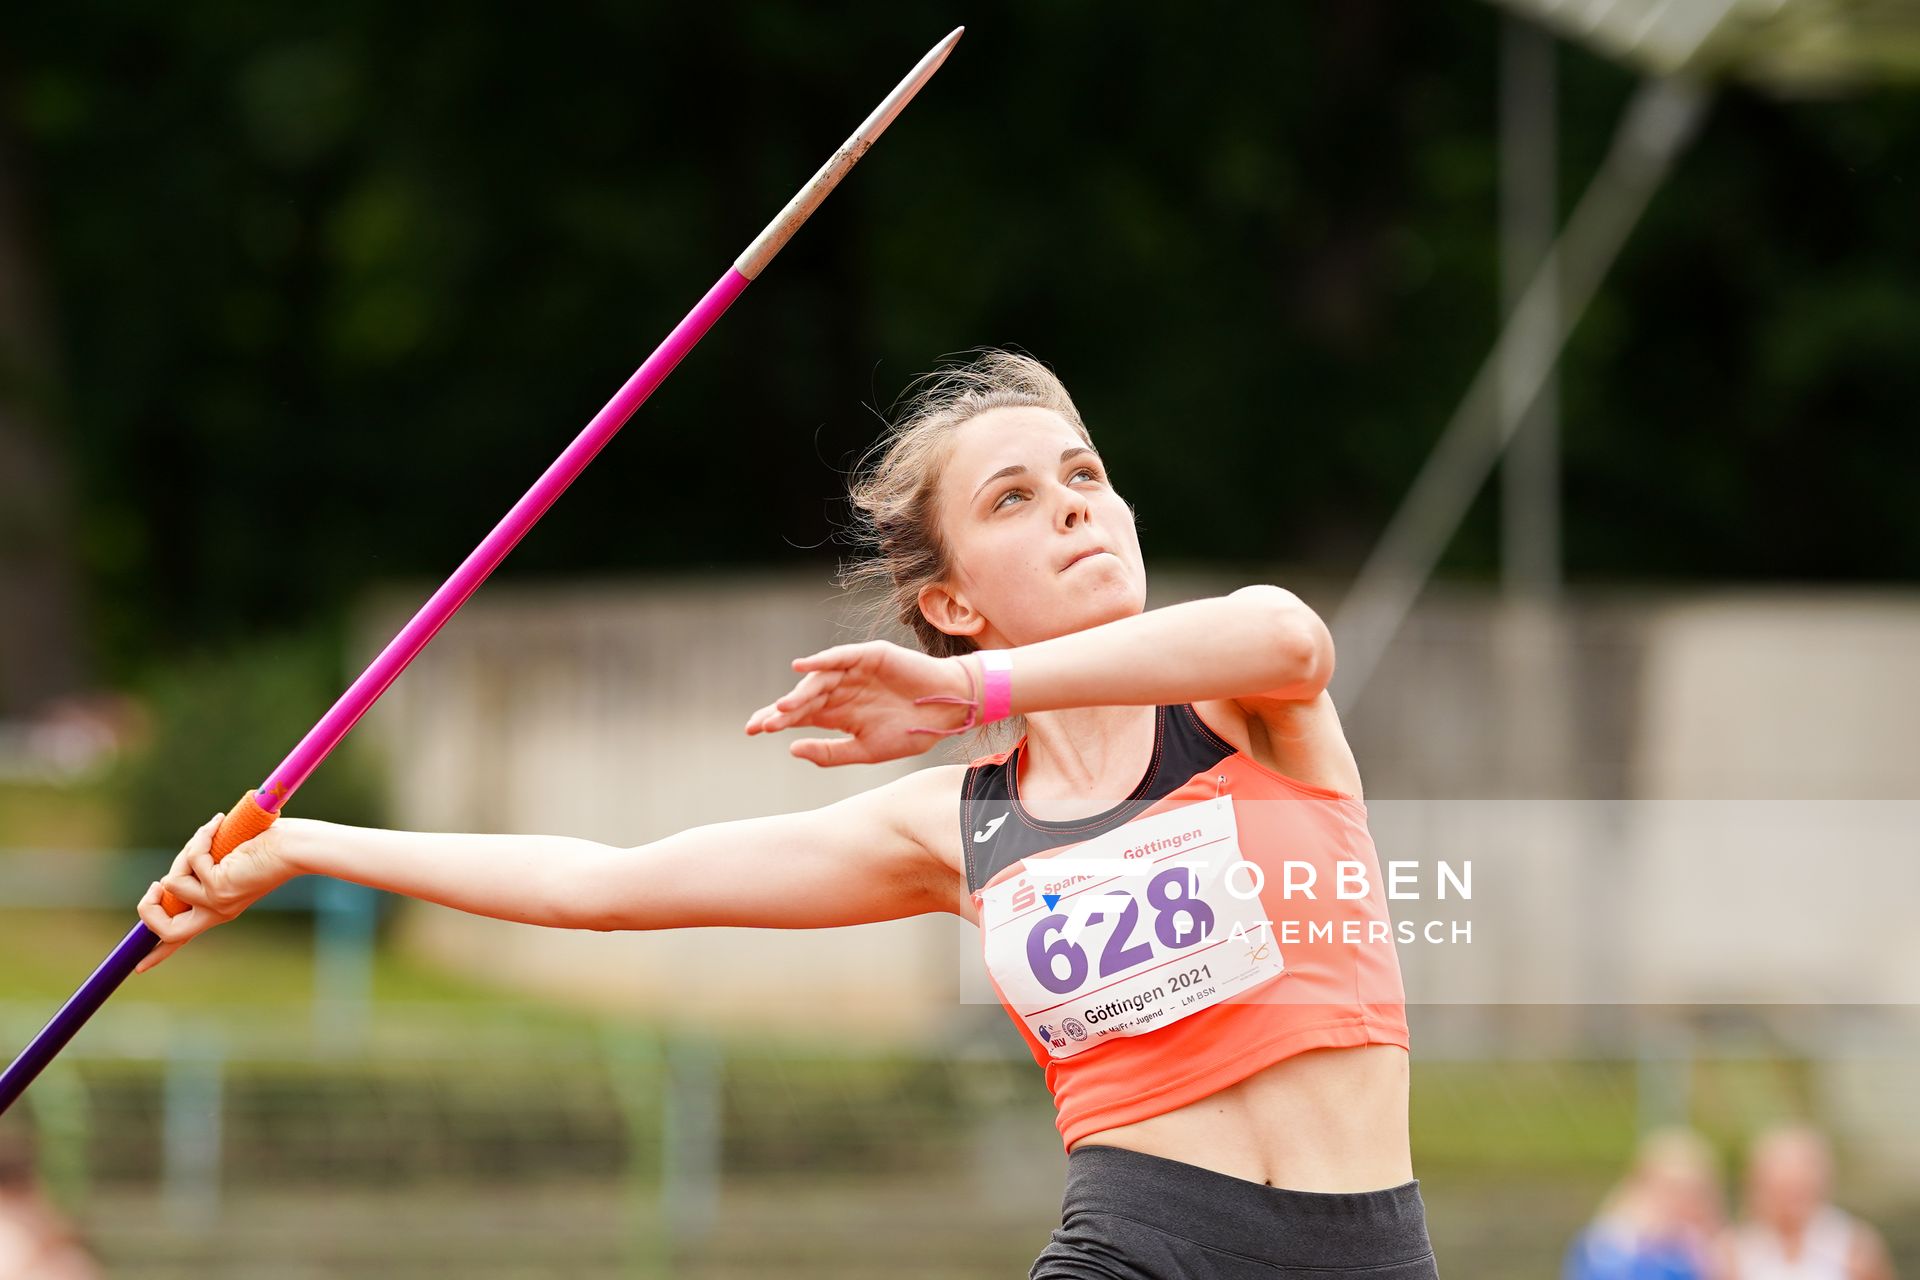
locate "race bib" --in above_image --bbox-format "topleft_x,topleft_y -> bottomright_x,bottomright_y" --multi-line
977,796 -> 1286,1059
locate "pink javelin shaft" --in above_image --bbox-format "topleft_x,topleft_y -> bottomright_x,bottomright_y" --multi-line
261,26 -> 964,811
264,266 -> 748,809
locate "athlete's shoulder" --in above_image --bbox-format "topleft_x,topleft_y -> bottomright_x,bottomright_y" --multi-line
882,759 -> 968,850
828,762 -> 966,862
878,759 -> 967,821
818,763 -> 970,918
896,759 -> 968,794
1194,693 -> 1365,801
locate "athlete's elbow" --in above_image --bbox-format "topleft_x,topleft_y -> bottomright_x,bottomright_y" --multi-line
552,889 -> 631,933
1290,611 -> 1336,697
550,845 -> 672,933
567,897 -> 674,933
1231,585 -> 1335,697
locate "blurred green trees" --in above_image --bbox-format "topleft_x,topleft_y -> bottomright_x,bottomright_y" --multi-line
2,0 -> 1915,694
111,629 -> 387,845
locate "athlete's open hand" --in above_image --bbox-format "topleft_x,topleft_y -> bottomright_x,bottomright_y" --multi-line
134,811 -> 300,973
744,640 -> 977,766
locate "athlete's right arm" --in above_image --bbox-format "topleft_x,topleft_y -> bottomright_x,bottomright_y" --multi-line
137,765 -> 967,969
578,762 -> 968,931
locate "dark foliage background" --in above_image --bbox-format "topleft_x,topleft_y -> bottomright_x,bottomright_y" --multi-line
6,1 -> 1916,688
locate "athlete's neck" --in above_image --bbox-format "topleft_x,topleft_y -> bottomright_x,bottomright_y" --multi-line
1016,703 -> 1159,810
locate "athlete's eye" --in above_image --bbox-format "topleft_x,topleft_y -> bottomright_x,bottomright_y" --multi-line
991,466 -> 1100,512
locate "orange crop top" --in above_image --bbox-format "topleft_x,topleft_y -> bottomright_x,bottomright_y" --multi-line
962,702 -> 1409,1151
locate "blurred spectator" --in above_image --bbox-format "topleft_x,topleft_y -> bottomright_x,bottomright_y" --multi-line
1723,1123 -> 1894,1280
1565,1126 -> 1729,1280
0,1126 -> 100,1280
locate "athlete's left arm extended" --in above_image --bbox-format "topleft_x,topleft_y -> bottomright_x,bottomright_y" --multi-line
1002,583 -> 1333,714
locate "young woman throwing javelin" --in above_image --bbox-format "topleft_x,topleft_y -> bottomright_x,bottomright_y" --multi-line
138,350 -> 1439,1279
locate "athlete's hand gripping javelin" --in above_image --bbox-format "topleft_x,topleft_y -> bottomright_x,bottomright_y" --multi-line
133,812 -> 299,973
743,640 -> 987,767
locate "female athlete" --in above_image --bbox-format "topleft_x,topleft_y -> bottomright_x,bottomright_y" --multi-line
137,349 -> 1440,1278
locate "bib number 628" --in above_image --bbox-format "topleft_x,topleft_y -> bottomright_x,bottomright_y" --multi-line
1024,867 -> 1216,994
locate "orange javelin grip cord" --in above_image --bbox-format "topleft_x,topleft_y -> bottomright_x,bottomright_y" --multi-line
156,791 -> 279,917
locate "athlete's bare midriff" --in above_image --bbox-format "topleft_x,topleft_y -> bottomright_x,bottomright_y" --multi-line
919,695 -> 1414,1195
1067,1042 -> 1414,1191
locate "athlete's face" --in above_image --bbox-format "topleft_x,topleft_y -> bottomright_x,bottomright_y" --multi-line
919,406 -> 1146,649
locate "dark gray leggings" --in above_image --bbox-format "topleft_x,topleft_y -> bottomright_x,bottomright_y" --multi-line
1029,1144 -> 1440,1279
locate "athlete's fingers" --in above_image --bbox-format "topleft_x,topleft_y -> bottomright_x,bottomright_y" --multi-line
161,870 -> 213,912
163,846 -> 192,883
183,811 -> 223,860
134,883 -> 191,972
746,670 -> 841,734
144,812 -> 220,923
141,886 -> 212,942
747,691 -> 823,734
134,937 -> 182,974
159,811 -> 224,884
186,847 -> 249,915
136,880 -> 167,930
789,734 -> 873,768
789,645 -> 852,673
774,668 -> 839,713
133,945 -> 180,974
748,672 -> 849,735
745,696 -> 785,734
790,640 -> 883,673
762,697 -> 827,735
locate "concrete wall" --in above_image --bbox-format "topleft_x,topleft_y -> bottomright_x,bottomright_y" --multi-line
352,571 -> 958,1045
349,572 -> 1920,1043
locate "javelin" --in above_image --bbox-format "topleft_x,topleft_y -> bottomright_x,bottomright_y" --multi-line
0,26 -> 964,1115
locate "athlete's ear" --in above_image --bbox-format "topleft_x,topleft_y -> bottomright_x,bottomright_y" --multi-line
918,581 -> 986,640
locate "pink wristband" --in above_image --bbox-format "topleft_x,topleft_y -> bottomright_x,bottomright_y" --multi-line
908,656 -> 980,738
978,649 -> 1013,723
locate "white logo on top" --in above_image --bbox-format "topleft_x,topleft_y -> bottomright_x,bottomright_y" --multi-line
973,812 -> 1009,843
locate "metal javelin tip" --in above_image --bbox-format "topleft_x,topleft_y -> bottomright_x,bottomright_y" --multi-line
734,28 -> 964,279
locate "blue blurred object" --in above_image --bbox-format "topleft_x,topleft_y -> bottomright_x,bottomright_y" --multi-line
1563,1223 -> 1710,1280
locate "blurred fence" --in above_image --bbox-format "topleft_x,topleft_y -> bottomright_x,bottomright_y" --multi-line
4,890 -> 1918,1278
5,996 -> 1920,1278
4,849 -> 1918,1276
0,998 -> 1067,1279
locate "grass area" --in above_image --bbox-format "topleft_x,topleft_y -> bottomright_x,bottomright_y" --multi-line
71,1168 -> 1920,1279
81,1176 -> 1055,1279
3,915 -> 1912,1278
0,778 -> 123,849
1413,1058 -> 1642,1171
0,908 -> 577,1014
